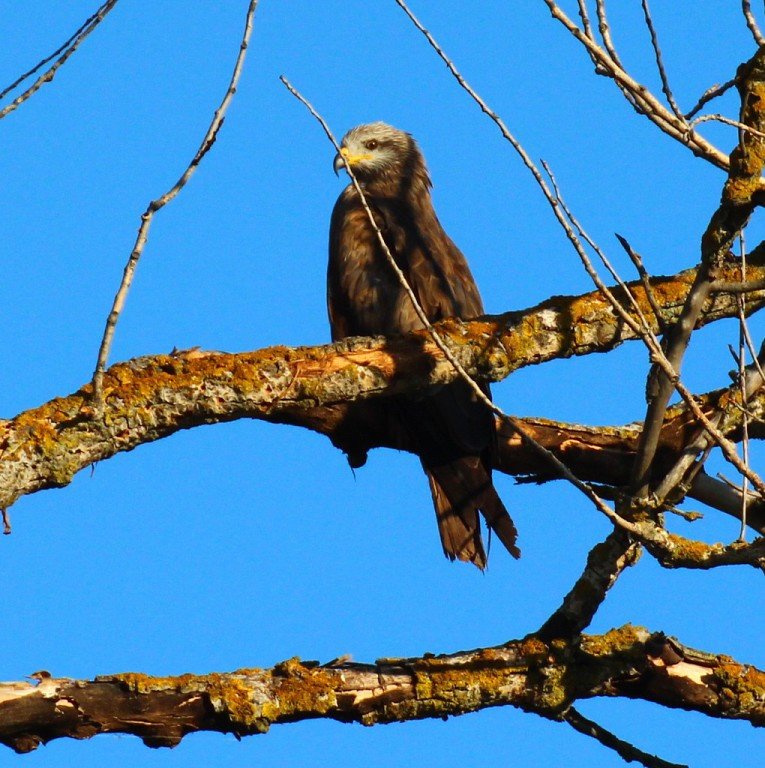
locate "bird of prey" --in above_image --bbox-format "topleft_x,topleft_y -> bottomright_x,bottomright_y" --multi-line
328,121 -> 519,569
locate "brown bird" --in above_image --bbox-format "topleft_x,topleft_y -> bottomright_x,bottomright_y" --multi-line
328,122 -> 519,569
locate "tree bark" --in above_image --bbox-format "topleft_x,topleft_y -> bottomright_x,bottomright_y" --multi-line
1,260 -> 764,513
2,626 -> 762,753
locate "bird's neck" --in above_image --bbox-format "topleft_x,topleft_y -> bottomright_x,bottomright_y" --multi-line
357,165 -> 437,221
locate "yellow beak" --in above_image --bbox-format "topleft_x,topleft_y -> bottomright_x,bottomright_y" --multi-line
333,147 -> 373,175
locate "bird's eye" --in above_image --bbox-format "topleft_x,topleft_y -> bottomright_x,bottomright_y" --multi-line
365,139 -> 379,150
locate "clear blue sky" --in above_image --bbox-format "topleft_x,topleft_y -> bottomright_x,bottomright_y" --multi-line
2,2 -> 763,766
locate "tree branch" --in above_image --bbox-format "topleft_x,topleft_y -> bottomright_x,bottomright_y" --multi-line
2,261 -> 763,512
0,258 -> 765,509
537,529 -> 640,640
564,706 -> 687,768
542,1 -> 729,169
632,47 -> 765,497
2,626 -> 762,753
91,0 -> 260,404
0,0 -> 119,120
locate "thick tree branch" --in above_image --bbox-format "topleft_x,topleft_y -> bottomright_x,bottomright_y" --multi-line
537,529 -> 641,640
2,262 -> 765,514
1,626 -> 762,753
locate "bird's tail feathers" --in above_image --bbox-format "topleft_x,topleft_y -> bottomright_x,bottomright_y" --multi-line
425,458 -> 519,570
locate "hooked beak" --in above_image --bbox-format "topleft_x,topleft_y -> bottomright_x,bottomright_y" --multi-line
333,146 -> 373,176
333,150 -> 346,176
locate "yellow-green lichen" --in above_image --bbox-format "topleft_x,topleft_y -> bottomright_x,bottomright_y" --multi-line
112,671 -> 272,733
712,662 -> 765,720
270,657 -> 338,718
580,624 -> 646,659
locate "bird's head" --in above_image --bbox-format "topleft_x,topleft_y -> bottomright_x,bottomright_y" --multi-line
333,122 -> 421,185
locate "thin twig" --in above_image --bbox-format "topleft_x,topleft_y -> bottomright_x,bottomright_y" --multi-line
594,0 -> 623,68
0,1 -> 114,101
742,0 -> 765,46
615,233 -> 667,334
667,505 -> 702,523
640,0 -> 683,118
576,0 -> 595,41
91,0 -> 260,405
564,706 -> 688,768
737,235 -> 750,540
542,1 -> 728,169
0,0 -> 119,120
684,78 -> 738,121
392,0 -> 650,347
739,327 -> 765,385
542,161 -> 656,339
691,112 -> 765,142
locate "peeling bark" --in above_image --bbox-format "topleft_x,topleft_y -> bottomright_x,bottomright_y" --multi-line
1,627 -> 763,752
1,263 -> 764,513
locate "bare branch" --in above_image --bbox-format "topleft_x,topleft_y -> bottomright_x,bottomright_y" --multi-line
640,0 -> 683,118
685,78 -> 738,121
742,0 -> 765,46
615,233 -> 668,334
576,0 -> 596,42
564,706 -> 687,768
689,473 -> 765,533
0,0 -> 119,120
91,0 -> 260,404
737,236 -> 751,539
542,1 -> 728,169
538,529 -> 640,640
691,112 -> 765,141
594,0 -> 623,67
541,161 -> 656,342
1,627 -> 763,753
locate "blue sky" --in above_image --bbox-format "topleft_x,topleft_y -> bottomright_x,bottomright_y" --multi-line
1,2 -> 763,766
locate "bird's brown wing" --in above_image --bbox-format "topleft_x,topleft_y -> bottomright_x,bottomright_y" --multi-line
328,191 -> 407,340
383,204 -> 520,566
328,188 -> 519,567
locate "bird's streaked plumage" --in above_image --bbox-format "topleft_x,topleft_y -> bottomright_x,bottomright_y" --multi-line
328,122 -> 519,569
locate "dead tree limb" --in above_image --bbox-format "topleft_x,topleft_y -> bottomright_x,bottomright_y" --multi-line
1,626 -> 762,753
